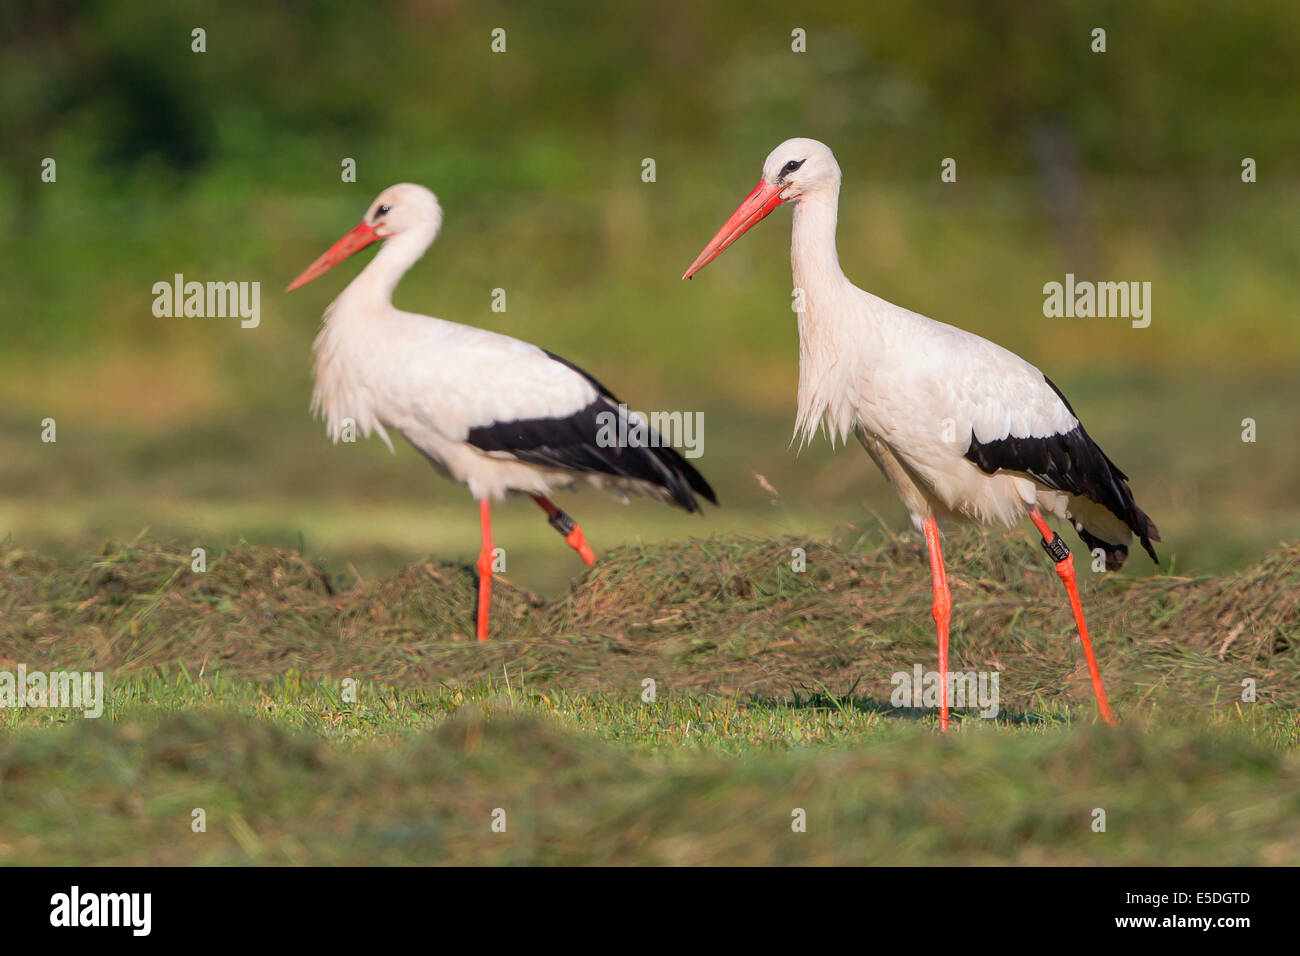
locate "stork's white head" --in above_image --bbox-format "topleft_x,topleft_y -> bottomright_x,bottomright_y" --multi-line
365,183 -> 443,239
683,138 -> 840,279
759,137 -> 841,202
287,183 -> 443,291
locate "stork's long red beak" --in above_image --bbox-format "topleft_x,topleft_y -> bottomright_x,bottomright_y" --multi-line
682,179 -> 787,280
286,221 -> 382,291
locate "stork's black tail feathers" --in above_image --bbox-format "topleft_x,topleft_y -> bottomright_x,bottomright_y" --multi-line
1068,448 -> 1161,570
965,375 -> 1160,571
643,441 -> 717,513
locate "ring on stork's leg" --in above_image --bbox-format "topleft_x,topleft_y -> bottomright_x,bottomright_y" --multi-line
1040,532 -> 1073,565
547,509 -> 577,536
538,501 -> 596,566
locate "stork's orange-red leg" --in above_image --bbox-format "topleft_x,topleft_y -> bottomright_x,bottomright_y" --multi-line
532,495 -> 596,566
923,517 -> 952,731
1028,508 -> 1115,725
476,499 -> 494,642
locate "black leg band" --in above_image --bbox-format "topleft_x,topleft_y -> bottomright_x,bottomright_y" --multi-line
548,509 -> 576,536
1041,532 -> 1072,564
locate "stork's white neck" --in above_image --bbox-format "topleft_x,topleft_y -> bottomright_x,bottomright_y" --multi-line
789,186 -> 862,447
790,188 -> 845,288
339,223 -> 438,310
312,218 -> 438,451
312,223 -> 437,454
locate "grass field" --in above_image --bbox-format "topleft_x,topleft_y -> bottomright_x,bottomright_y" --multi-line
2,532 -> 1296,864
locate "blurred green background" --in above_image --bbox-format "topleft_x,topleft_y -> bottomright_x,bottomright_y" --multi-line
2,0 -> 1297,593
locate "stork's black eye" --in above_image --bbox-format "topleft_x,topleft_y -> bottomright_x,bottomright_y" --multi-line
375,204 -> 391,217
780,159 -> 805,177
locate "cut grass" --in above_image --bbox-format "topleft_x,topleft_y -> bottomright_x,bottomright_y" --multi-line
2,532 -> 1296,716
0,533 -> 1296,864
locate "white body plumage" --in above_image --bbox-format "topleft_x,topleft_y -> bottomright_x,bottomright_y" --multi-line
302,184 -> 713,511
685,138 -> 1155,567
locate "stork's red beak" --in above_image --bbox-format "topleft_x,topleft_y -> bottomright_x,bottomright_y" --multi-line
682,179 -> 787,279
286,221 -> 382,291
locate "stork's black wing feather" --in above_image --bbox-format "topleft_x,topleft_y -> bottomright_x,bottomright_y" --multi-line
964,375 -> 1159,565
464,352 -> 716,513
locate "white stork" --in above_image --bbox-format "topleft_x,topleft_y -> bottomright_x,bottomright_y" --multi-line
683,138 -> 1159,729
288,183 -> 715,641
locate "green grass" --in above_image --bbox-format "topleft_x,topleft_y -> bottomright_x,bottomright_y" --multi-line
2,690 -> 1297,865
1,533 -> 1296,864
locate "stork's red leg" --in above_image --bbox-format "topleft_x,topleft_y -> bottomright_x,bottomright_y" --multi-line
923,517 -> 952,731
532,495 -> 596,566
1028,508 -> 1115,725
476,499 -> 494,642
